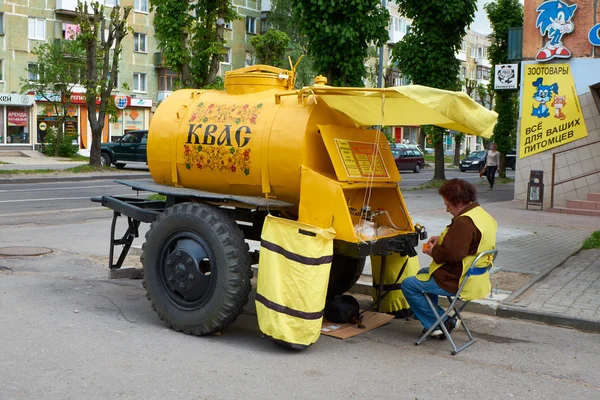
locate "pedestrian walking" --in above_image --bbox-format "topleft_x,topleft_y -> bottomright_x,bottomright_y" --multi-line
485,143 -> 499,190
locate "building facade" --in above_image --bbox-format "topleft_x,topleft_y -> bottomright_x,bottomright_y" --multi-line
516,0 -> 600,207
0,0 -> 262,151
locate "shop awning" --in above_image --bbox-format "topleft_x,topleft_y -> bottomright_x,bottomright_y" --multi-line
296,85 -> 498,138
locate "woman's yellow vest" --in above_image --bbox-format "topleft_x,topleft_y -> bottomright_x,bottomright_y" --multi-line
416,206 -> 497,301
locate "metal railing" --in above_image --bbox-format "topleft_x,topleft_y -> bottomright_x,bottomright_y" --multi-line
550,139 -> 600,208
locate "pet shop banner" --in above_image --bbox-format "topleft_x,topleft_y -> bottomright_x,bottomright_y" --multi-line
519,63 -> 588,158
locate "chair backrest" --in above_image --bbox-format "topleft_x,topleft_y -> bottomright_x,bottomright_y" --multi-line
455,249 -> 499,297
466,249 -> 498,276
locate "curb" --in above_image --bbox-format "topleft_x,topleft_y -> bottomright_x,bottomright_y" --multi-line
0,173 -> 151,185
496,306 -> 600,333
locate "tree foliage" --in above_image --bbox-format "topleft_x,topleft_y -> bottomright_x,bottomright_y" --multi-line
76,1 -> 131,167
293,0 -> 389,87
150,0 -> 236,88
485,0 -> 523,177
250,29 -> 291,68
268,0 -> 315,87
20,39 -> 85,156
392,0 -> 477,180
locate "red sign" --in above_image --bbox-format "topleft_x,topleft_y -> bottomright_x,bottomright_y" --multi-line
8,110 -> 28,126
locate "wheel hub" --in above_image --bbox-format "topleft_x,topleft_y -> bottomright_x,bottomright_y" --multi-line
163,247 -> 211,305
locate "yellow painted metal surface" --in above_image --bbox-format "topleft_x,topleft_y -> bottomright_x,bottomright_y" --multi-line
147,65 -> 498,244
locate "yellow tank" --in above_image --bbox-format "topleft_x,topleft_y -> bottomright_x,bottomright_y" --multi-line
148,65 -> 414,244
148,65 -> 497,244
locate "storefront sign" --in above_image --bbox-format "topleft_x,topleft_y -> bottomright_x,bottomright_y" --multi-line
494,64 -> 518,90
519,64 -> 588,158
0,94 -> 34,106
8,110 -> 28,126
115,95 -> 128,110
535,0 -> 577,61
124,108 -> 145,130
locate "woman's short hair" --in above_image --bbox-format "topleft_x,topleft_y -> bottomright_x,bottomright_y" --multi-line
439,178 -> 477,206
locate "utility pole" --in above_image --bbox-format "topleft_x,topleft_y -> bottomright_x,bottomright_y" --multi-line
378,0 -> 387,88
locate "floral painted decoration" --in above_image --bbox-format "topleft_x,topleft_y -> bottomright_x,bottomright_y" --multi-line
189,102 -> 263,125
184,144 -> 251,176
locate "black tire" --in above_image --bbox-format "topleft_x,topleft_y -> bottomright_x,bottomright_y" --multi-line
141,202 -> 252,336
100,152 -> 111,167
115,163 -> 126,169
460,168 -> 466,172
326,255 -> 366,299
413,163 -> 421,173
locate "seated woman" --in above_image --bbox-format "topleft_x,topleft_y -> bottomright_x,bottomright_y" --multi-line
401,179 -> 497,337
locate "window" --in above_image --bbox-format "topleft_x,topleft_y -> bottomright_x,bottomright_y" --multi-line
246,17 -> 256,34
134,0 -> 148,13
245,52 -> 253,67
134,33 -> 147,53
461,41 -> 467,52
105,0 -> 119,6
159,70 -> 178,91
470,46 -> 475,58
222,47 -> 231,64
28,18 -> 46,40
461,66 -> 467,77
224,21 -> 232,30
469,69 -> 474,80
133,73 -> 147,92
0,12 -> 4,35
28,63 -> 39,81
590,82 -> 600,114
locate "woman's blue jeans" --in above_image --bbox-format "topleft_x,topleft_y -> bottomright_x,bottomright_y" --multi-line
401,269 -> 454,330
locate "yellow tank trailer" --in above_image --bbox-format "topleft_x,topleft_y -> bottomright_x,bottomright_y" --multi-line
95,65 -> 497,337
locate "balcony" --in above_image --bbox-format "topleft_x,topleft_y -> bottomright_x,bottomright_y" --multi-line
475,57 -> 491,68
56,0 -> 103,15
154,52 -> 166,68
157,91 -> 173,103
261,0 -> 272,12
455,50 -> 467,62
387,30 -> 404,45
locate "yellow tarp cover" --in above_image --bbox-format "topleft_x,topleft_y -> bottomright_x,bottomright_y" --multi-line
300,85 -> 498,138
256,215 -> 336,349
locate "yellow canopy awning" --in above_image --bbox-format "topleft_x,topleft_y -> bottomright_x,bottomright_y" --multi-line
297,85 -> 498,138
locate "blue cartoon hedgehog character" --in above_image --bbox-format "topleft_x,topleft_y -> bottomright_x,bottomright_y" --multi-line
535,0 -> 577,61
531,78 -> 559,118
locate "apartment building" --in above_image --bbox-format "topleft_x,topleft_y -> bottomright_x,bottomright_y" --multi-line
0,0 -> 262,151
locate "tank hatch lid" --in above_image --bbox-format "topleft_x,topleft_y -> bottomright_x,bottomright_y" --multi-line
114,180 -> 295,208
318,124 -> 401,183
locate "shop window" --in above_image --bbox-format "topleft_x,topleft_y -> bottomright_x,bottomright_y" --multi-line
28,63 -> 39,81
134,0 -> 148,13
134,32 -> 147,53
246,17 -> 256,34
222,47 -> 231,64
7,107 -> 30,144
133,72 -> 147,92
28,17 -> 46,40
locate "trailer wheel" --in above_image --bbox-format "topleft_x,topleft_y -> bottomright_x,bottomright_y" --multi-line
141,202 -> 252,336
326,255 -> 366,299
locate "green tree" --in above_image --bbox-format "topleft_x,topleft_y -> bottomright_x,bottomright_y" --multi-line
76,1 -> 131,167
392,0 -> 477,180
250,29 -> 291,68
293,0 -> 389,87
268,0 -> 315,87
150,0 -> 236,88
20,39 -> 85,156
485,0 -> 523,178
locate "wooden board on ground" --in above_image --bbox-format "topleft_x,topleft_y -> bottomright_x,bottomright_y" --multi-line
321,311 -> 395,339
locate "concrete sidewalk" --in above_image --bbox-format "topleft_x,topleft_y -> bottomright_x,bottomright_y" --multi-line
2,150 -> 599,332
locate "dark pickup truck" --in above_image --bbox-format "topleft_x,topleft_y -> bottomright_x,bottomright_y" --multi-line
100,130 -> 148,169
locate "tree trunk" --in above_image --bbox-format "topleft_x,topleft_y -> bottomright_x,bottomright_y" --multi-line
498,152 -> 506,179
418,129 -> 426,153
453,136 -> 462,166
433,140 -> 446,181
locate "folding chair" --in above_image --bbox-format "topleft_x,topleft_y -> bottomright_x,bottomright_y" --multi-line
415,249 -> 499,355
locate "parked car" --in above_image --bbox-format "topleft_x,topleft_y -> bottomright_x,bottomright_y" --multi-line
391,144 -> 425,173
100,130 -> 148,168
460,150 -> 487,172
